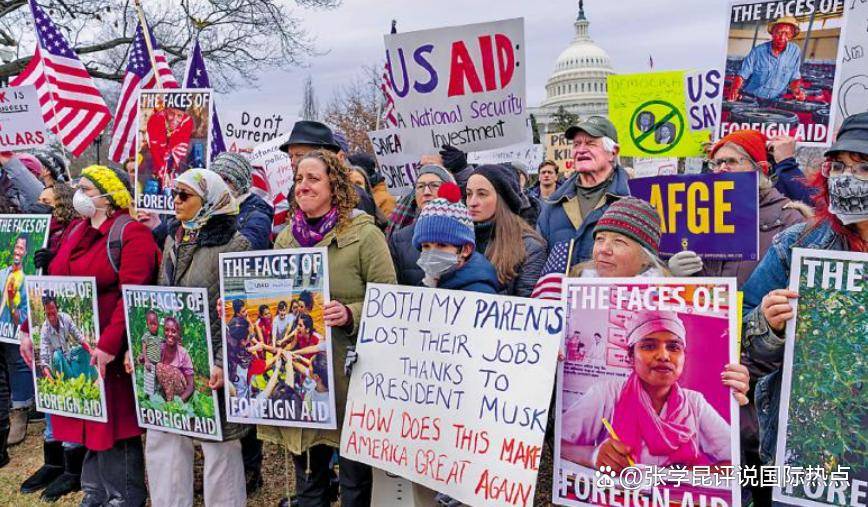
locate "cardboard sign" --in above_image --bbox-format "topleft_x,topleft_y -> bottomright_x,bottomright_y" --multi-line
384,18 -> 529,153
0,214 -> 50,343
219,248 -> 337,429
834,0 -> 868,130
0,85 -> 47,150
468,142 -> 545,173
135,89 -> 214,214
555,278 -> 741,507
545,132 -> 574,174
368,128 -> 422,196
628,172 -> 760,260
775,249 -> 867,507
608,71 -> 708,158
341,283 -> 563,507
123,286 -> 223,440
27,276 -> 107,422
720,0 -> 846,146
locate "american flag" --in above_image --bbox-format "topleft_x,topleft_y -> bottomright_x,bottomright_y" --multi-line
271,191 -> 290,239
183,38 -> 226,160
108,21 -> 179,164
530,239 -> 576,300
380,20 -> 399,128
11,0 -> 111,157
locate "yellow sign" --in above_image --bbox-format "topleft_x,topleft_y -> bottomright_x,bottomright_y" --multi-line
608,71 -> 707,158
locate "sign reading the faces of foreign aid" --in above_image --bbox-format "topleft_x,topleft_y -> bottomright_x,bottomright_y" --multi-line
341,284 -> 563,507
0,214 -> 50,343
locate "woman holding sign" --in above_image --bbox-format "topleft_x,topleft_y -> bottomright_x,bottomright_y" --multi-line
146,168 -> 251,507
267,149 -> 396,507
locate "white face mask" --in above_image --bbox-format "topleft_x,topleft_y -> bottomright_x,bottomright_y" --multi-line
72,189 -> 108,218
417,249 -> 459,286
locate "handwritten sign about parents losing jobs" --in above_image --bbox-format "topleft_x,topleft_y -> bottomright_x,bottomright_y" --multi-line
341,284 -> 563,507
384,18 -> 528,153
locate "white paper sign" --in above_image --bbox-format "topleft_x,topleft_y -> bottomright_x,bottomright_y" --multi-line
0,85 -> 47,150
632,157 -> 678,178
684,69 -> 723,132
835,0 -> 868,130
368,128 -> 422,197
246,133 -> 293,203
384,18 -> 529,153
468,143 -> 545,173
341,283 -> 563,507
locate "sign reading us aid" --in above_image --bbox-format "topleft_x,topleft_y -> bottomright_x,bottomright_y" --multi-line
383,18 -> 529,153
629,172 -> 759,260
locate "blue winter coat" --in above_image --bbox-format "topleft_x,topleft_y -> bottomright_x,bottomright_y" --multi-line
438,252 -> 499,294
389,222 -> 424,287
237,193 -> 274,250
770,157 -> 817,205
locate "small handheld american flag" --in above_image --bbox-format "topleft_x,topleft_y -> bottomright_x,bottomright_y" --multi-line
530,239 -> 576,300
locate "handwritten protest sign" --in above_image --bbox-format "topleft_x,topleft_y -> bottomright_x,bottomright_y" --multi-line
631,157 -> 678,178
123,286 -> 222,440
27,276 -> 107,422
545,132 -> 573,173
247,133 -> 293,204
135,89 -> 213,214
468,142 -> 545,173
720,0 -> 846,146
608,71 -> 708,158
384,18 -> 529,153
0,85 -> 47,150
629,172 -> 759,260
222,108 -> 290,154
775,249 -> 867,507
834,0 -> 868,130
555,278 -> 740,507
0,214 -> 50,343
341,283 -> 563,507
685,70 -> 723,132
368,128 -> 422,196
219,248 -> 336,429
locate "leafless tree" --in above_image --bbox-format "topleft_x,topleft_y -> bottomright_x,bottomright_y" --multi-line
323,64 -> 380,153
299,74 -> 319,120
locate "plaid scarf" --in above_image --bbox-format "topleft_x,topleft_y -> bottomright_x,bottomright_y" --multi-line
385,192 -> 417,237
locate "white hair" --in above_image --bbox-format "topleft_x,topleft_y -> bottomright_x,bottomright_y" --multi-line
602,136 -> 620,165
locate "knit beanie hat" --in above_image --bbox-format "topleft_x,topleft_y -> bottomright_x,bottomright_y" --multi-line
211,152 -> 253,195
472,164 -> 523,214
417,164 -> 455,185
711,130 -> 769,169
80,165 -> 133,209
593,197 -> 662,257
32,149 -> 68,182
15,153 -> 42,179
412,182 -> 475,250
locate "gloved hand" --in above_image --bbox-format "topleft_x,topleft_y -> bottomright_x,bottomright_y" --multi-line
344,345 -> 358,377
34,247 -> 54,271
439,145 -> 467,173
668,250 -> 704,276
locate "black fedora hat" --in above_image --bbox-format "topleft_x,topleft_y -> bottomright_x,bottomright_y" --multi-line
279,120 -> 341,153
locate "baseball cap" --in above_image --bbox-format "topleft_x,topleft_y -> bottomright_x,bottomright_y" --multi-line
565,115 -> 618,143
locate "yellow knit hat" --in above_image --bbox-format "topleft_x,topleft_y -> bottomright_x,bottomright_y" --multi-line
80,165 -> 133,210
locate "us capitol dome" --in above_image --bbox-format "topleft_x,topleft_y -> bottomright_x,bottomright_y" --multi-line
529,1 -> 614,133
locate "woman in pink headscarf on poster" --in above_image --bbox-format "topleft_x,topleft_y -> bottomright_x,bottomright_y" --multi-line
560,308 -> 742,473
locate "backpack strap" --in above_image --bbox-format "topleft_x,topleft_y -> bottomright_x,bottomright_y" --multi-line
107,214 -> 135,274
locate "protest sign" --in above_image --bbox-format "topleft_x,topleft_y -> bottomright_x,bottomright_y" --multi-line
720,0 -> 846,146
608,71 -> 708,158
555,278 -> 740,507
122,286 -> 222,440
246,132 -> 294,204
219,248 -> 336,429
546,132 -> 574,173
834,0 -> 868,130
135,88 -> 213,214
368,128 -> 422,196
0,85 -> 47,150
27,276 -> 106,422
383,18 -> 529,153
629,172 -> 759,260
685,69 -> 724,132
0,214 -> 50,343
631,157 -> 679,178
341,283 -> 563,507
774,249 -> 867,507
222,109 -> 290,154
468,142 -> 545,173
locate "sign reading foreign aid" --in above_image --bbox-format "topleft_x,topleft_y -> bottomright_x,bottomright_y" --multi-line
384,18 -> 529,153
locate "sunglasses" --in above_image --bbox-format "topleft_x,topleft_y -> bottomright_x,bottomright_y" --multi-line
171,189 -> 196,202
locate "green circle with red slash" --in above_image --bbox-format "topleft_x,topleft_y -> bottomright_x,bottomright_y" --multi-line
629,100 -> 685,154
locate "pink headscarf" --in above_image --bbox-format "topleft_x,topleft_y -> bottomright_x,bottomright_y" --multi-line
15,153 -> 42,179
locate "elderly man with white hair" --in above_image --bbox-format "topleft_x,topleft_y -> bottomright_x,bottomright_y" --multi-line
536,115 -> 631,264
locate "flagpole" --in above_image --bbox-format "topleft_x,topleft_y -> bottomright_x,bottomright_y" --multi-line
134,0 -> 163,89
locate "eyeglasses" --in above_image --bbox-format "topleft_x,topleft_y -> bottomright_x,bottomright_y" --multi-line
415,181 -> 442,192
707,157 -> 751,170
171,189 -> 196,202
821,160 -> 868,181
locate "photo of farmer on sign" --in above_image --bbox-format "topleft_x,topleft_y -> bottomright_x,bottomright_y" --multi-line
219,248 -> 336,429
135,88 -> 212,214
0,214 -> 50,343
123,286 -> 222,440
26,276 -> 106,422
721,0 -> 845,145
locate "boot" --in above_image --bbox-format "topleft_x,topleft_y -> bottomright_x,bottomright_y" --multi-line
40,445 -> 85,502
8,407 -> 28,446
21,440 -> 64,493
0,427 -> 9,468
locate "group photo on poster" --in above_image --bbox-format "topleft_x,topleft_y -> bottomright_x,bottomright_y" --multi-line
0,214 -> 49,343
219,248 -> 336,429
721,0 -> 846,145
25,276 -> 106,422
122,285 -> 222,440
135,88 -> 213,214
554,278 -> 741,507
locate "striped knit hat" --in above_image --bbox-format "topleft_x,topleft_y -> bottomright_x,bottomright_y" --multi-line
593,197 -> 661,256
211,152 -> 253,195
412,183 -> 475,250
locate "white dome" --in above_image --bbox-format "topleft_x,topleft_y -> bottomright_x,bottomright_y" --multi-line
552,41 -> 611,73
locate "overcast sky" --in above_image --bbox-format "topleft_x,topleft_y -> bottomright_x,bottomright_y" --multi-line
219,0 -> 734,131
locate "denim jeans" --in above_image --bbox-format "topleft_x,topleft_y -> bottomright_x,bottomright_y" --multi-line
80,437 -> 147,507
3,343 -> 33,410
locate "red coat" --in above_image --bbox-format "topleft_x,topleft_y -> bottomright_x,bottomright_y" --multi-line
48,214 -> 160,451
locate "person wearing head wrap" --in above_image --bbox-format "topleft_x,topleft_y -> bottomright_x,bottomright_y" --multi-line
559,307 -> 749,473
145,167 -> 251,507
211,152 -> 275,250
